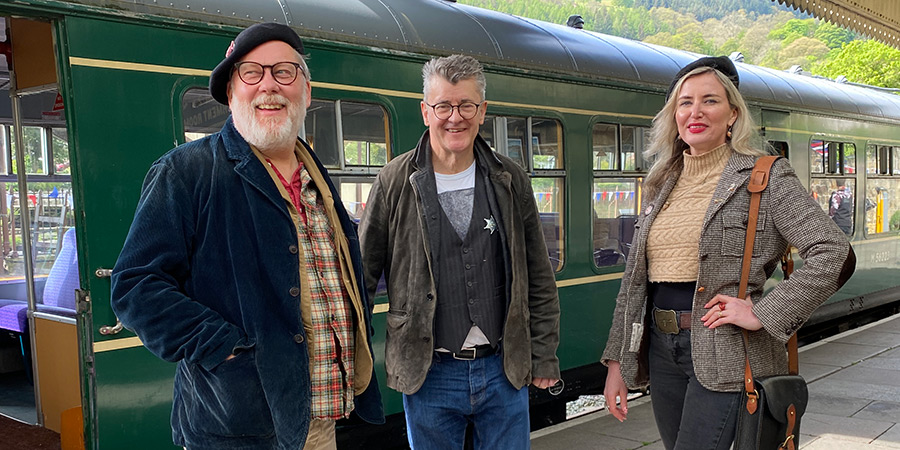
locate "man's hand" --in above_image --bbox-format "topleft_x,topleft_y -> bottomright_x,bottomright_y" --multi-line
532,377 -> 559,389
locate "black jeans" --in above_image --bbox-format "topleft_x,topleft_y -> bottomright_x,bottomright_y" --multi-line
648,325 -> 741,450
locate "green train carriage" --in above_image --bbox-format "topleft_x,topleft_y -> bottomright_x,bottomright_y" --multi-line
0,1 -> 898,449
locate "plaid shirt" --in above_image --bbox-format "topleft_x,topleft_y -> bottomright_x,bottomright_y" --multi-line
271,160 -> 356,420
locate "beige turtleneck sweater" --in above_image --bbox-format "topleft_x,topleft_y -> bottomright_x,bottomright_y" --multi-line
647,143 -> 732,282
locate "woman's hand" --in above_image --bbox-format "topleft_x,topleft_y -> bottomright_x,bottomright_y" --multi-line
702,294 -> 763,330
604,361 -> 629,422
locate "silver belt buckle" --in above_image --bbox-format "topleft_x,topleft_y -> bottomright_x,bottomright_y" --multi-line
453,348 -> 477,360
654,309 -> 680,334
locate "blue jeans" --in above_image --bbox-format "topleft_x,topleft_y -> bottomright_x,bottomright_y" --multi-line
649,325 -> 741,450
403,352 -> 530,450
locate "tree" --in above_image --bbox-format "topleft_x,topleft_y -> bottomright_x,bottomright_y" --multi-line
813,40 -> 900,88
766,36 -> 830,69
767,18 -> 815,44
813,21 -> 856,49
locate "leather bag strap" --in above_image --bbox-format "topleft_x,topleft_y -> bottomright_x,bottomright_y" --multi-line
739,156 -> 796,413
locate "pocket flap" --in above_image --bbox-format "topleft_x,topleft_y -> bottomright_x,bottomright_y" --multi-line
756,375 -> 809,421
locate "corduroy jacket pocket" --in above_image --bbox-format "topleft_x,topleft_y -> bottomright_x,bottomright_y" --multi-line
185,347 -> 274,438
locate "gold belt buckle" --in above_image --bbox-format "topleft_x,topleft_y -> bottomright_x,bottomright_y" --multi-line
654,309 -> 680,334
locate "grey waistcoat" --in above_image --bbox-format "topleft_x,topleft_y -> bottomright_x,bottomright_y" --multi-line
432,170 -> 506,352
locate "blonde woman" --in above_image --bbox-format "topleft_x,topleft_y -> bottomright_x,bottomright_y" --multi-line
601,56 -> 855,450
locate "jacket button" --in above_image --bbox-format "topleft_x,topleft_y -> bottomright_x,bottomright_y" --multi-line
289,245 -> 299,254
697,286 -> 705,293
294,334 -> 304,343
426,293 -> 434,301
422,337 -> 430,343
290,287 -> 300,296
700,254 -> 708,260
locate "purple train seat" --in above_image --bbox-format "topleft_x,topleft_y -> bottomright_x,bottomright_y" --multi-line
0,228 -> 79,333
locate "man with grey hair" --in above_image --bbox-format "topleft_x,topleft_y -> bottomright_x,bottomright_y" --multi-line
359,54 -> 561,449
111,22 -> 383,450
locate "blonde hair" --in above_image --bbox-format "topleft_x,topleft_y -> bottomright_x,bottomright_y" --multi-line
643,67 -> 768,200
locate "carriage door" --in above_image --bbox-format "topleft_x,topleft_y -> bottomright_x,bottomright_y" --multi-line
0,15 -> 83,440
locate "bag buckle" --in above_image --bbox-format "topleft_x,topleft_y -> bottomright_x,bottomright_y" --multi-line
779,434 -> 794,449
654,309 -> 680,334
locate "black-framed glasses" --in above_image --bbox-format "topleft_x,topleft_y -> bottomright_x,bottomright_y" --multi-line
234,61 -> 304,86
424,101 -> 481,120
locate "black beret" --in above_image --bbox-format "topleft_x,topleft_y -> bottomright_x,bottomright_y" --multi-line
665,56 -> 739,101
209,22 -> 305,105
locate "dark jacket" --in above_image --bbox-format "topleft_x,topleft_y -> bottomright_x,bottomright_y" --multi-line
359,131 -> 561,394
602,153 -> 855,392
111,118 -> 383,450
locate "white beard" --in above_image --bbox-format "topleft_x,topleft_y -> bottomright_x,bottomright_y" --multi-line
231,93 -> 305,152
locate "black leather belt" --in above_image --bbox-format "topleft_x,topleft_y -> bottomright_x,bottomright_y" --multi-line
443,344 -> 497,360
653,308 -> 692,334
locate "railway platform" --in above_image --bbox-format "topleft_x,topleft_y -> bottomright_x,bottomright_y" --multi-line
531,313 -> 900,449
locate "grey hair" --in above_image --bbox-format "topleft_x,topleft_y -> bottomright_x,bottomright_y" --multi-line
643,66 -> 767,199
422,54 -> 486,102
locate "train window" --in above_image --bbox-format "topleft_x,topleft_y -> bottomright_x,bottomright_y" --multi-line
810,139 -> 856,174
481,115 -> 496,151
810,178 -> 855,236
181,88 -> 229,142
592,178 -> 639,266
531,117 -> 564,271
304,100 -> 339,167
505,117 -> 528,169
532,118 -> 562,169
894,148 -> 900,175
866,144 -> 880,175
534,178 -> 564,271
768,141 -> 788,158
865,179 -> 900,234
484,114 -> 565,271
621,126 -> 650,171
592,123 -> 617,170
864,144 -> 900,235
52,128 -> 70,175
9,126 -> 47,174
592,122 -> 648,267
340,102 -> 389,167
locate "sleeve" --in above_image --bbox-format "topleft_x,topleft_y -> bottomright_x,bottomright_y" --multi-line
358,173 -> 391,307
752,159 -> 856,343
517,174 -> 561,379
110,160 -> 246,371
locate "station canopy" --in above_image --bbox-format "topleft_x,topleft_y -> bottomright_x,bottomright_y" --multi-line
774,0 -> 900,49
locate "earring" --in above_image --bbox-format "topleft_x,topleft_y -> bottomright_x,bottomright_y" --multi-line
726,125 -> 733,140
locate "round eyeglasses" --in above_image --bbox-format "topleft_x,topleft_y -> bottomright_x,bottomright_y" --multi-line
234,61 -> 304,86
424,101 -> 481,120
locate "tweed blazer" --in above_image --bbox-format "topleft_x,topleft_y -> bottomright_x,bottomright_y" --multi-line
601,151 -> 855,392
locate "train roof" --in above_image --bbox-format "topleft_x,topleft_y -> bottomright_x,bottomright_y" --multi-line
46,0 -> 900,122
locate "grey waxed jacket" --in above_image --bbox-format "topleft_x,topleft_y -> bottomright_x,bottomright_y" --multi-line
601,152 -> 855,392
359,131 -> 561,394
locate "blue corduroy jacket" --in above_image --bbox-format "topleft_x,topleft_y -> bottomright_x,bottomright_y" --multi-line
111,118 -> 383,450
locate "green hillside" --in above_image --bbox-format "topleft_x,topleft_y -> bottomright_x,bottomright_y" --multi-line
459,0 -> 900,89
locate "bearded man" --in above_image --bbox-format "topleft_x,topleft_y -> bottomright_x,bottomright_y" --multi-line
111,22 -> 383,450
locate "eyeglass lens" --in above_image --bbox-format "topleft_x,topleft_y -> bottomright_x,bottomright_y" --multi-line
236,62 -> 301,86
432,102 -> 480,120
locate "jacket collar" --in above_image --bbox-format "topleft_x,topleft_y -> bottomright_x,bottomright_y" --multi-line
411,130 -> 503,174
701,151 -> 760,229
221,116 -> 254,162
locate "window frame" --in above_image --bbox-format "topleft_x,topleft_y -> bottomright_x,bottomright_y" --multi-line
863,142 -> 900,237
589,119 -> 650,269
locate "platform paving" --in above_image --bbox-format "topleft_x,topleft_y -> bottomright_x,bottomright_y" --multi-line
531,313 -> 900,449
